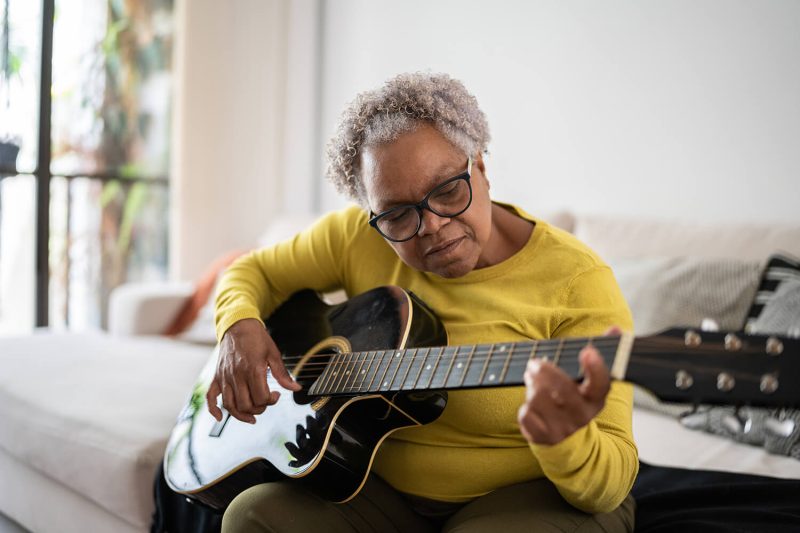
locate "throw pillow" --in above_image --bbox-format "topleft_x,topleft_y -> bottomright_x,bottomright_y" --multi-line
163,250 -> 247,344
744,253 -> 800,334
676,253 -> 800,459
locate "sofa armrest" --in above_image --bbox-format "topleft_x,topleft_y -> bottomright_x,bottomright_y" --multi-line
108,281 -> 195,336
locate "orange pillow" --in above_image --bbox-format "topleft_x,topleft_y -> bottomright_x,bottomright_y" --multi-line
163,250 -> 247,336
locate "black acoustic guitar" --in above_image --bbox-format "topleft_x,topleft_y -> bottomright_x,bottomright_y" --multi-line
163,286 -> 799,510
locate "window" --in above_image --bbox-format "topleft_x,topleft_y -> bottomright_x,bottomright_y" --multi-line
0,0 -> 173,334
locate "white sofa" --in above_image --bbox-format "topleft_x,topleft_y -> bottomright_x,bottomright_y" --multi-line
1,212 -> 800,532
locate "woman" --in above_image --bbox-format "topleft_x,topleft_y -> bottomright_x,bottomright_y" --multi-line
209,72 -> 637,532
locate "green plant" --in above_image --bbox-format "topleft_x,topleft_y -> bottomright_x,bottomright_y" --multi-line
93,0 -> 173,327
1,0 -> 24,110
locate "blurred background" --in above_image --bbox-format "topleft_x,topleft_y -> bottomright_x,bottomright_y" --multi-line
0,0 -> 798,336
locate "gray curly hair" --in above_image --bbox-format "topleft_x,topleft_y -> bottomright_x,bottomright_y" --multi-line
325,72 -> 491,207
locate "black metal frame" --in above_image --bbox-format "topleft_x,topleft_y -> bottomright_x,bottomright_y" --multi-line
35,0 -> 53,327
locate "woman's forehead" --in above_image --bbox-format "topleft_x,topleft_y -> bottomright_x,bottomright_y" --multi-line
363,149 -> 465,208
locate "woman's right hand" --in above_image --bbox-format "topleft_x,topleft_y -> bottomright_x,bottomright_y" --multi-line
206,318 -> 301,424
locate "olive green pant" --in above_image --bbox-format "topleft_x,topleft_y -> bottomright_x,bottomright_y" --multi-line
222,475 -> 635,532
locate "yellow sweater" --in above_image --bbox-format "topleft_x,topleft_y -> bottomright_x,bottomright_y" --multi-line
215,203 -> 638,513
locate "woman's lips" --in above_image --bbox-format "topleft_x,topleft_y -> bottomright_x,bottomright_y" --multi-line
426,237 -> 464,257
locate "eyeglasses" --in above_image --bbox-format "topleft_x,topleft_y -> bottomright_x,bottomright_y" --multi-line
368,157 -> 473,242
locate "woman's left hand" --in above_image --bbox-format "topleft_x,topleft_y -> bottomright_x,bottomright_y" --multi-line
517,328 -> 619,445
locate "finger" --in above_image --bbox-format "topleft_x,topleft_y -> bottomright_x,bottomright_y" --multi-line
517,403 -> 550,444
604,325 -> 623,336
231,375 -> 257,416
523,359 -> 541,401
222,378 -> 255,424
266,342 -> 302,391
578,346 -> 611,404
246,366 -> 270,412
526,359 -> 578,407
206,379 -> 222,421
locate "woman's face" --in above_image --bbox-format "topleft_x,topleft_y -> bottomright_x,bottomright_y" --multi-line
361,123 -> 494,278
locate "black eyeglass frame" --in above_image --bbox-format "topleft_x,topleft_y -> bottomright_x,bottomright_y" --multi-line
368,157 -> 473,243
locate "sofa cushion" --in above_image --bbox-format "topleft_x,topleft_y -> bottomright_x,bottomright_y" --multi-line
0,331 -> 211,529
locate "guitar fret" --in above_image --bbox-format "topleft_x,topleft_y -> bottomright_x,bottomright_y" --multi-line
512,343 -> 533,385
343,352 -> 361,392
311,355 -> 335,395
403,347 -> 429,390
330,352 -> 353,394
559,342 -> 582,379
346,351 -> 368,393
381,350 -> 403,391
435,346 -> 459,389
355,351 -> 373,392
316,353 -> 338,395
414,346 -> 444,389
339,352 -> 357,393
424,347 -> 444,389
429,346 -> 456,389
553,338 -> 565,368
446,346 -> 470,388
413,349 -> 431,389
392,349 -> 416,390
459,345 -> 478,387
477,344 -> 495,384
499,343 -> 515,384
377,350 -> 397,391
325,353 -> 348,395
483,343 -> 511,386
366,350 -> 387,393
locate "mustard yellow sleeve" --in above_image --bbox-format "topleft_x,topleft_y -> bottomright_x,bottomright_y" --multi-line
214,208 -> 360,341
532,265 -> 639,513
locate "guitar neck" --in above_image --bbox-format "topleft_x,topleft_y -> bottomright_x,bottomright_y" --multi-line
307,335 -> 632,396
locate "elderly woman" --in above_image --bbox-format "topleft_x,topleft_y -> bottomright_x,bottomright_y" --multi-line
210,72 -> 637,532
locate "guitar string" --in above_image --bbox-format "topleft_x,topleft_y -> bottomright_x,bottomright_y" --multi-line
277,336 -> 748,370
276,337 -> 623,363
281,338 -> 622,370
280,340 -> 759,388
278,338 -> 625,385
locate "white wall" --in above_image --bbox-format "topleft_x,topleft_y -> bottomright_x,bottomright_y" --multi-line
170,0 -> 799,279
171,0 -> 291,280
171,0 -> 323,280
316,0 -> 800,224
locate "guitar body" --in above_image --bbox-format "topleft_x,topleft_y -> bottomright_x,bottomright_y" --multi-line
164,286 -> 448,509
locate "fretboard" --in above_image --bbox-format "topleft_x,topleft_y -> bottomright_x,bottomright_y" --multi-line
307,336 -> 628,396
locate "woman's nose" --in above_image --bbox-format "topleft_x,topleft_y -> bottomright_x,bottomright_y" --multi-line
417,208 -> 449,236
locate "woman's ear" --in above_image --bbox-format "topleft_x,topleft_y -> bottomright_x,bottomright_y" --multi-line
474,152 -> 489,189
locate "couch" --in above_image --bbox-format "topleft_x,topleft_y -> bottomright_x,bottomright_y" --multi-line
1,212 -> 799,532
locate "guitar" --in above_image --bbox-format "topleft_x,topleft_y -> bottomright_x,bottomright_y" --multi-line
163,285 -> 800,510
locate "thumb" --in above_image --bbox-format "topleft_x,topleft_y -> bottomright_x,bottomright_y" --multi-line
268,355 -> 302,391
206,378 -> 223,421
